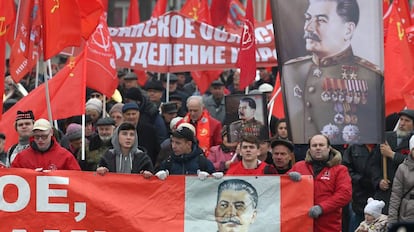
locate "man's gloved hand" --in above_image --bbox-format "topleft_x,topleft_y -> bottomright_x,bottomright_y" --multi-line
155,170 -> 169,180
212,172 -> 224,179
308,205 -> 323,218
288,171 -> 302,182
197,170 -> 210,180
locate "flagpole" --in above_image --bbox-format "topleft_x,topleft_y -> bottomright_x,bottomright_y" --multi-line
43,60 -> 54,122
267,87 -> 281,124
166,73 -> 170,102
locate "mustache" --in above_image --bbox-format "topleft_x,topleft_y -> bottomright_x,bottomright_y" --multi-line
304,32 -> 321,42
217,217 -> 242,225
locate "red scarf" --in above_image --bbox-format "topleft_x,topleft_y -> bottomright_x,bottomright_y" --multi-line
182,110 -> 211,156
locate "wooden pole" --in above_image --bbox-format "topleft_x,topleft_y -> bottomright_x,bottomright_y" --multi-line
383,156 -> 388,181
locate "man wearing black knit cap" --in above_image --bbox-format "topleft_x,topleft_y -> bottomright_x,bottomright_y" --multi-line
370,109 -> 414,214
7,110 -> 35,166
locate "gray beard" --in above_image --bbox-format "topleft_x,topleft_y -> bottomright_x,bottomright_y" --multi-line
396,129 -> 410,138
99,135 -> 112,142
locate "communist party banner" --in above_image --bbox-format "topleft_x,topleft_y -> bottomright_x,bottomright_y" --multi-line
0,169 -> 313,232
110,11 -> 277,73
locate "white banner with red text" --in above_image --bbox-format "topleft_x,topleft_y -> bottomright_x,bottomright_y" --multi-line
109,12 -> 277,73
0,169 -> 313,232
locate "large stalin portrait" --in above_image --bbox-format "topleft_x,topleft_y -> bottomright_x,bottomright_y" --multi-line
280,0 -> 384,144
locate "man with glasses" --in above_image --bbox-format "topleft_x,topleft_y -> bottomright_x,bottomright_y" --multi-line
11,119 -> 81,171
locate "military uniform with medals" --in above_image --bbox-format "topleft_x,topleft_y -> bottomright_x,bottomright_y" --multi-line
228,118 -> 268,142
282,47 -> 384,144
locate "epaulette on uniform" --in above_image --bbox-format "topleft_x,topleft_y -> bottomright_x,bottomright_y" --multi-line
354,56 -> 383,76
284,55 -> 312,65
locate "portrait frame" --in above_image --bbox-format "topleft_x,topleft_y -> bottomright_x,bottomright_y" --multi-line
224,94 -> 269,143
270,0 -> 385,144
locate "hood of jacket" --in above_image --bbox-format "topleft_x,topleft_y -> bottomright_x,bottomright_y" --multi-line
305,147 -> 342,167
111,126 -> 141,155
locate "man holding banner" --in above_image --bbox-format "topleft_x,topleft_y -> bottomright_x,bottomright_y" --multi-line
278,0 -> 384,144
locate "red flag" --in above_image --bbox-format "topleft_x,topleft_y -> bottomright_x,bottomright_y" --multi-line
384,0 -> 414,115
126,0 -> 140,25
236,0 -> 256,90
9,0 -> 41,82
152,0 -> 168,18
180,0 -> 211,24
270,73 -> 285,119
42,0 -> 83,60
84,13 -> 118,98
383,0 -> 390,15
401,74 -> 414,109
191,70 -> 222,94
0,53 -> 86,149
77,0 -> 104,39
265,0 -> 272,21
210,0 -> 230,27
0,0 -> 16,120
225,0 -> 246,33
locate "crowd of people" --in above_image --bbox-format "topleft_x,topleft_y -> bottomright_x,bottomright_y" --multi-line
2,62 -> 414,231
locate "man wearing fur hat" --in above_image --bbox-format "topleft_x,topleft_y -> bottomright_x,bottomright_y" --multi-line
7,110 -> 35,166
370,109 -> 414,214
355,198 -> 387,232
289,134 -> 352,232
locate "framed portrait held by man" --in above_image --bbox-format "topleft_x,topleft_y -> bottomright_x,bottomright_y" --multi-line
271,0 -> 384,144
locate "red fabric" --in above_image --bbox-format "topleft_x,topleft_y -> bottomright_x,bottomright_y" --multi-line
224,0 -> 246,33
236,0 -> 256,90
0,0 -> 16,119
0,53 -> 86,150
290,161 -> 352,232
9,0 -> 40,82
384,0 -> 414,115
180,0 -> 211,24
151,0 -> 167,18
126,0 -> 140,25
11,137 -> 81,170
401,73 -> 414,109
84,13 -> 118,97
191,70 -> 222,94
265,0 -> 272,21
42,0 -> 82,60
77,0 -> 104,39
210,0 -> 230,27
270,73 -> 285,119
226,161 -> 266,175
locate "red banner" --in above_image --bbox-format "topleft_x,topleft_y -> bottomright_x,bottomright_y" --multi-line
110,12 -> 277,73
0,169 -> 313,231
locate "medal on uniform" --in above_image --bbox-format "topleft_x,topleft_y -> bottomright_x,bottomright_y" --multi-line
337,79 -> 345,103
341,65 -> 350,79
346,79 -> 353,104
321,78 -> 331,102
349,66 -> 358,79
343,103 -> 351,124
361,80 -> 368,104
333,103 -> 344,124
353,80 -> 361,104
342,124 -> 360,143
293,85 -> 302,98
330,78 -> 338,102
313,67 -> 322,78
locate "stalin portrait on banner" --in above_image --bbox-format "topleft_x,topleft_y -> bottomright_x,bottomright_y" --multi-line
277,0 -> 384,144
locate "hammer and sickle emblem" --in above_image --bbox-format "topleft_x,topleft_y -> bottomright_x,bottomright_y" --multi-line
0,17 -> 6,36
241,20 -> 254,50
50,0 -> 60,13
